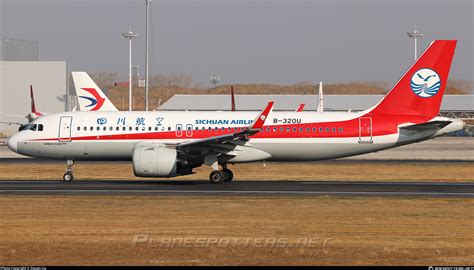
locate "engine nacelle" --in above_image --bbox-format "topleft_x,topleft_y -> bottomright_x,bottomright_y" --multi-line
133,144 -> 179,177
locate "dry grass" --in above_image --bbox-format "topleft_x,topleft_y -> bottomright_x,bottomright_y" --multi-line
0,196 -> 472,265
0,161 -> 472,182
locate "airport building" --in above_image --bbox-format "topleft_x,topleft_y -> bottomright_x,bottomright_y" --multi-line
0,37 -> 67,136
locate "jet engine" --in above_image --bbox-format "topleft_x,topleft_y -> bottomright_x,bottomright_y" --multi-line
132,144 -> 193,177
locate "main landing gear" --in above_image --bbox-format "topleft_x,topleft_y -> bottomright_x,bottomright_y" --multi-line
63,160 -> 75,182
204,154 -> 236,184
209,165 -> 234,184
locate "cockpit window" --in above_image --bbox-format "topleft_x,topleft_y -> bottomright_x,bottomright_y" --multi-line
19,123 -> 44,132
20,124 -> 37,131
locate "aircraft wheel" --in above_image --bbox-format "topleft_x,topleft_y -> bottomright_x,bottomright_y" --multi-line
209,170 -> 225,184
63,172 -> 74,182
222,169 -> 234,182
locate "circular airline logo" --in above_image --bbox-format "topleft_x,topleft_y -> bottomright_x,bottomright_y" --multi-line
410,68 -> 441,98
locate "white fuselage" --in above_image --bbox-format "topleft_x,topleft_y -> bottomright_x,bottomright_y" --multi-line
7,110 -> 463,162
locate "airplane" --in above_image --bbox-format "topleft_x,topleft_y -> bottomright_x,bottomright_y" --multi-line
1,73 -> 119,130
1,85 -> 47,129
6,40 -> 465,184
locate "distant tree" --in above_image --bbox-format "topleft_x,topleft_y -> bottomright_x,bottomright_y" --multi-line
89,72 -> 120,88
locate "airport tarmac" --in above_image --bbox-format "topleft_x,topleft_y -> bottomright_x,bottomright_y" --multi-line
1,180 -> 473,197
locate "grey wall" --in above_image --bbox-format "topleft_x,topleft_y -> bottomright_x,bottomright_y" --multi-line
0,61 -> 66,135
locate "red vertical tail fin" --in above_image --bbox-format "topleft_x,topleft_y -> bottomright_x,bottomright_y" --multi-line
370,40 -> 456,119
30,85 -> 37,114
231,85 -> 236,111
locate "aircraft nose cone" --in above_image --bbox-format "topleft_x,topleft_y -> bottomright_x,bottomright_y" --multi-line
6,135 -> 18,153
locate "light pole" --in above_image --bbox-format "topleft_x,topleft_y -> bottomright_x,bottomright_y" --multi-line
145,0 -> 151,111
122,28 -> 138,111
407,27 -> 424,61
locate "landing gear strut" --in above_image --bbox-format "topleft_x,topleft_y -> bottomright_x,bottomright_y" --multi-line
63,160 -> 75,182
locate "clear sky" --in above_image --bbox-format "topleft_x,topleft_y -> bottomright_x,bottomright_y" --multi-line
1,0 -> 472,87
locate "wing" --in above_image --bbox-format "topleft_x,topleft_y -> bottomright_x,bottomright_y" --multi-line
174,101 -> 274,149
168,102 -> 274,160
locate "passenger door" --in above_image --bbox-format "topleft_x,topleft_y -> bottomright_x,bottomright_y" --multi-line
58,116 -> 73,142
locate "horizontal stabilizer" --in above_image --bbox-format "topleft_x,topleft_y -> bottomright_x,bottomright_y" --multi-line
399,120 -> 452,131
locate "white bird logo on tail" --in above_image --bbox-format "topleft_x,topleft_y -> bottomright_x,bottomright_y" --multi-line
410,68 -> 441,98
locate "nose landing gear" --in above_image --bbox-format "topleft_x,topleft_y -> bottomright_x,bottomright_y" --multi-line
63,160 -> 75,182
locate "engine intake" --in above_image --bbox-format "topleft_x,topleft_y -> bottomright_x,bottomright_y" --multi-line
133,144 -> 180,177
